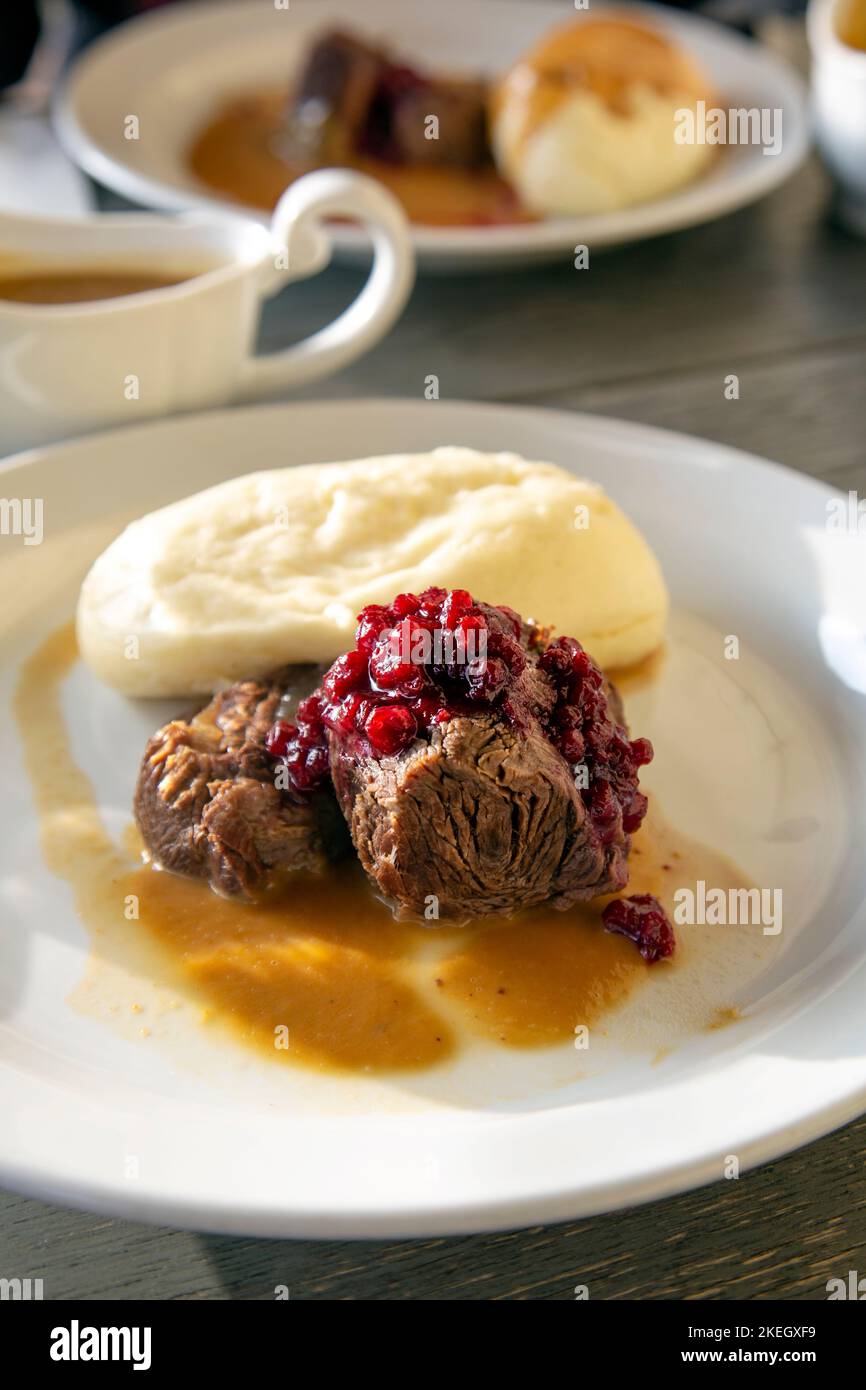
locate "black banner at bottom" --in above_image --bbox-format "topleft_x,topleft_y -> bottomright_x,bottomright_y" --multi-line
5,1294 -> 861,1372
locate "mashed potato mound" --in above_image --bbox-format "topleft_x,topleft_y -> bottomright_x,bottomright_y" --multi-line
77,448 -> 668,697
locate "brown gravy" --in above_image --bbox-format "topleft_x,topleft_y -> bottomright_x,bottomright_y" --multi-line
188,91 -> 536,227
838,0 -> 866,49
0,271 -> 192,305
15,623 -> 747,1077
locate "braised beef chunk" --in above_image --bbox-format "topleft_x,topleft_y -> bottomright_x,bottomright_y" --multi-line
264,589 -> 653,922
282,28 -> 491,168
283,30 -> 382,164
134,667 -> 348,899
137,588 -> 653,922
388,79 -> 489,167
329,709 -> 630,921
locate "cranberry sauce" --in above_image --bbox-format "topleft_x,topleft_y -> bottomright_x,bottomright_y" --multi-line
602,894 -> 676,964
265,588 -> 653,841
537,636 -> 653,843
357,64 -> 427,163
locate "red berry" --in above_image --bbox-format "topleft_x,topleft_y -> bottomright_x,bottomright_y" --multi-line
394,669 -> 429,698
466,656 -> 509,702
585,717 -> 614,758
323,650 -> 367,700
417,586 -> 447,617
364,704 -> 417,755
296,694 -> 322,726
355,604 -> 391,654
487,631 -> 525,675
590,781 -> 617,823
630,737 -> 654,767
451,615 -> 485,668
330,691 -> 364,731
285,744 -> 326,792
455,612 -> 486,634
441,588 -> 473,627
369,630 -> 417,689
412,693 -> 445,726
622,791 -> 648,834
555,705 -> 580,730
539,645 -> 572,678
265,720 -> 297,758
559,729 -> 585,763
391,592 -> 420,618
602,894 -> 675,964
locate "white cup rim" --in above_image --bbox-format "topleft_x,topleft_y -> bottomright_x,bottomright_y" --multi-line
0,208 -> 274,319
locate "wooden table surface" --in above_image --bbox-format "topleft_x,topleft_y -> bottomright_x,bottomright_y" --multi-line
3,106 -> 866,1300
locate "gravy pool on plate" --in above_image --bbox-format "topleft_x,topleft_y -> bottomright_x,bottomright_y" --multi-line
15,623 -> 753,1077
189,91 -> 534,227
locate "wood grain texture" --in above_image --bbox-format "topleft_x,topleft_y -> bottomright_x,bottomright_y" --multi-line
3,59 -> 866,1300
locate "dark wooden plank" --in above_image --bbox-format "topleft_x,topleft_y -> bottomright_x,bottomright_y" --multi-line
543,343 -> 866,492
263,159 -> 866,409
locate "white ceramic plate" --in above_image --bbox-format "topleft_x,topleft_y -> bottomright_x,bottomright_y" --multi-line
53,0 -> 810,271
2,398 -> 866,1237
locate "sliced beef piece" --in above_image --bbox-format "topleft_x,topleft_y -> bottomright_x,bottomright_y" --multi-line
329,706 -> 629,922
281,28 -> 491,168
282,30 -> 383,164
134,667 -> 348,899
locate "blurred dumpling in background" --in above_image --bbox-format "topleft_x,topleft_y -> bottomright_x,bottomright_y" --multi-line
490,15 -> 718,216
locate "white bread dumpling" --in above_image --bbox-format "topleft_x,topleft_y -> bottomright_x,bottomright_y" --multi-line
491,16 -> 717,215
77,447 -> 668,697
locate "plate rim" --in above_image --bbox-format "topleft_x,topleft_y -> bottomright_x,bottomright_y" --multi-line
1,1083 -> 864,1240
0,393 -> 843,499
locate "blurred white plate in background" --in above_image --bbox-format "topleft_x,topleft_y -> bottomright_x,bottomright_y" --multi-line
53,0 -> 810,270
